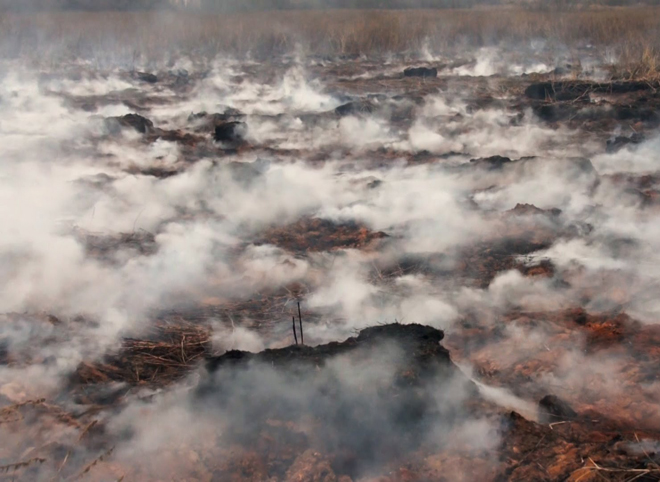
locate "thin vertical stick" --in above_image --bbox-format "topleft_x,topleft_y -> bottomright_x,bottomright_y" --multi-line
292,316 -> 298,345
298,301 -> 304,345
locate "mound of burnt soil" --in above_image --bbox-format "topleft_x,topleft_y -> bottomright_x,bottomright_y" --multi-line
453,237 -> 554,288
255,217 -> 388,253
602,172 -> 660,207
368,204 -> 569,288
103,113 -> 207,148
73,229 -> 158,263
214,121 -> 247,144
188,323 -> 660,482
522,80 -> 660,131
506,203 -> 562,217
206,322 -> 449,373
105,113 -> 154,134
447,306 -> 660,430
334,99 -> 376,117
524,81 -> 657,101
198,324 -> 480,480
468,155 -> 514,170
19,322 -> 659,482
403,67 -> 438,78
374,236 -> 555,289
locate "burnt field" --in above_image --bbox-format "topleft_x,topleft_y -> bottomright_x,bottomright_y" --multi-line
3,11 -> 660,481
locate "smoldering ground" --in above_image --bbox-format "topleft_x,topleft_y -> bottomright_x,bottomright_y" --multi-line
109,327 -> 501,481
2,16 -> 660,479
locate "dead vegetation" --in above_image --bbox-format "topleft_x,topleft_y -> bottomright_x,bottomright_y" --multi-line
255,217 -> 388,253
74,228 -> 158,262
3,7 -> 660,77
74,320 -> 211,387
2,8 -> 660,480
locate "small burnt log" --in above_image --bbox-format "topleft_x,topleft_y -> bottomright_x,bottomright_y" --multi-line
469,155 -> 513,170
335,100 -> 375,117
136,72 -> 158,83
404,67 -> 438,78
214,121 -> 247,144
298,301 -> 304,345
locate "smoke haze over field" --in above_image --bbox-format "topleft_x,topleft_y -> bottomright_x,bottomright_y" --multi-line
1,3 -> 660,479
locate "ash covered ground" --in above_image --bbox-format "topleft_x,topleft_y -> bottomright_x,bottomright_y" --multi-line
2,46 -> 660,481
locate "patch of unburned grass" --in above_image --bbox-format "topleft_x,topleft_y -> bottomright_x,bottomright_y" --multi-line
2,7 -> 660,77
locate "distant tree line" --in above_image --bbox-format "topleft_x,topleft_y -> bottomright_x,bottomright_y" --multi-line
191,0 -> 502,10
0,0 -> 168,10
519,0 -> 660,9
0,0 -> 505,10
0,0 -> 657,11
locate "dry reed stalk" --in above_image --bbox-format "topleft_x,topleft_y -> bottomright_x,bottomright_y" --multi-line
0,7 -> 659,73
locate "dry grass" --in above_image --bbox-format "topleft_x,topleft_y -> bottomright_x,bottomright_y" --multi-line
612,44 -> 660,80
74,320 -> 212,387
1,7 -> 660,76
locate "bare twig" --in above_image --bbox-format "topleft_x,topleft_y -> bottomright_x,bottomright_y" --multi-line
0,398 -> 46,415
132,207 -> 145,233
298,301 -> 304,345
180,335 -> 186,363
57,451 -> 71,475
571,457 -> 660,481
78,420 -> 98,442
70,447 -> 115,480
0,458 -> 46,473
228,314 -> 236,351
634,433 -> 659,469
549,421 -> 568,430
